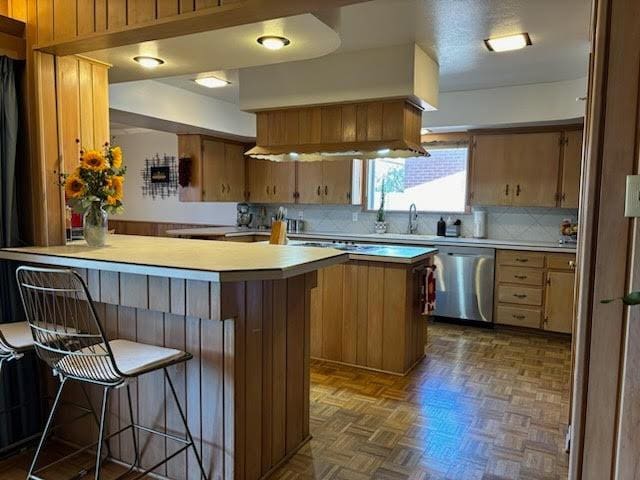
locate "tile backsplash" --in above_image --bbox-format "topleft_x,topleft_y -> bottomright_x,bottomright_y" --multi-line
250,204 -> 579,243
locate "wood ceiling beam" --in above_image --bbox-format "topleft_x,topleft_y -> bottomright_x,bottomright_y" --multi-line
34,0 -> 371,56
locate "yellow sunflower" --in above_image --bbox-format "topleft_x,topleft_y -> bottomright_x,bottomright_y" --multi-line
111,175 -> 124,200
81,150 -> 108,171
65,173 -> 86,199
111,146 -> 123,169
106,195 -> 117,206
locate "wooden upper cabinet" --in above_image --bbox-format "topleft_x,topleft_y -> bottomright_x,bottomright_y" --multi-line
296,162 -> 324,204
560,129 -> 583,208
246,159 -> 271,204
296,160 -> 362,205
323,160 -> 355,204
224,143 -> 246,201
509,132 -> 561,207
179,134 -> 246,203
201,139 -> 226,202
245,160 -> 296,203
470,130 -> 567,208
470,135 -> 513,206
270,162 -> 296,203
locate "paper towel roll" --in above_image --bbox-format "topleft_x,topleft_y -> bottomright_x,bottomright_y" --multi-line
473,210 -> 487,238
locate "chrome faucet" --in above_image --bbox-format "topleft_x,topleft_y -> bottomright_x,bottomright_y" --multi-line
408,203 -> 418,234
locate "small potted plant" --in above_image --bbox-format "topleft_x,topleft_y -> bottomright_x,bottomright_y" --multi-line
374,181 -> 388,234
60,142 -> 126,247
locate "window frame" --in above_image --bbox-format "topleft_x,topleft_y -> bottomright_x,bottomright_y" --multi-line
362,133 -> 472,214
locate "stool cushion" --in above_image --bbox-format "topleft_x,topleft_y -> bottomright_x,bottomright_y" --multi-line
57,339 -> 188,379
110,340 -> 187,375
0,322 -> 33,351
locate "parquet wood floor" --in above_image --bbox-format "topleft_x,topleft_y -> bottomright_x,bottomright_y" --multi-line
272,321 -> 571,480
0,322 -> 570,480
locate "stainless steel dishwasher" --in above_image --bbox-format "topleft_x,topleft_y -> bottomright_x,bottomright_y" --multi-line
432,245 -> 495,323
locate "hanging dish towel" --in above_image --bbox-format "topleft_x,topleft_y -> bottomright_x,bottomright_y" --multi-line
421,265 -> 437,315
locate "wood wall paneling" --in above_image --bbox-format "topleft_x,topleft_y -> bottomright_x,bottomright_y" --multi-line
107,0 -> 128,30
53,0 -> 76,40
157,0 -> 180,18
76,0 -> 95,36
298,107 -> 321,144
56,55 -> 80,173
128,0 -> 157,25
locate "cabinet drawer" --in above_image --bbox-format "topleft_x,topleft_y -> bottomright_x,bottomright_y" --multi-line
498,285 -> 543,306
496,305 -> 542,328
547,254 -> 576,270
497,266 -> 545,286
497,250 -> 545,268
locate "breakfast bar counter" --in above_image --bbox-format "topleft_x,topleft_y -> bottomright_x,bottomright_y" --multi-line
0,235 -> 348,480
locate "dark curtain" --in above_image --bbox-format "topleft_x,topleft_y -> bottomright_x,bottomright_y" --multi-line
0,56 -> 43,456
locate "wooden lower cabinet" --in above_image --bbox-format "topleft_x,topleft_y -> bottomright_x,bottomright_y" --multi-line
310,258 -> 431,375
495,249 -> 576,333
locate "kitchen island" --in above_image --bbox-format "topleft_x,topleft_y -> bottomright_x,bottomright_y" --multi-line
0,235 -> 348,480
299,241 -> 438,375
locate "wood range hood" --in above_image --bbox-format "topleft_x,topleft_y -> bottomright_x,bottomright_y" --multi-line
246,98 -> 427,161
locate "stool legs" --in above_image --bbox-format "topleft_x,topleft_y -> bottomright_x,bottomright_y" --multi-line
28,377 -> 67,479
164,368 -> 208,480
94,387 -> 110,480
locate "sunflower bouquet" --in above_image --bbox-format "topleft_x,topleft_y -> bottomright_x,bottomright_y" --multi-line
60,142 -> 126,245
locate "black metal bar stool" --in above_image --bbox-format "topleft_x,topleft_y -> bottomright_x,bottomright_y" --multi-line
16,266 -> 209,480
0,321 -> 33,378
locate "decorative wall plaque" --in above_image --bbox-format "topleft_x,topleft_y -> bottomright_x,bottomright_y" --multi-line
141,154 -> 178,199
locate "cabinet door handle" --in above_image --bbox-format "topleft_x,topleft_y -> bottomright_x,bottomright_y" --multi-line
222,183 -> 226,193
347,192 -> 351,200
266,185 -> 270,195
515,258 -> 529,263
273,185 -> 277,195
569,260 -> 576,270
561,193 -> 567,201
325,185 -> 328,195
512,314 -> 525,320
514,275 -> 528,280
513,293 -> 527,299
317,186 -> 321,196
505,184 -> 510,196
516,184 -> 521,196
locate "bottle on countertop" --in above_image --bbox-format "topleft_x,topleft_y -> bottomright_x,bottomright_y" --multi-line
437,217 -> 446,236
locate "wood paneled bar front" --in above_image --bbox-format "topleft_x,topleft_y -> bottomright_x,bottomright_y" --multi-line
0,235 -> 348,480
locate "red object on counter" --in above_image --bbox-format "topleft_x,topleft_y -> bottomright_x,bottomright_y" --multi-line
71,212 -> 83,228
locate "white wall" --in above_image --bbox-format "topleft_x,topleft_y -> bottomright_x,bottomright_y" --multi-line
239,44 -> 439,111
424,77 -> 587,129
110,130 -> 237,225
109,81 -> 256,139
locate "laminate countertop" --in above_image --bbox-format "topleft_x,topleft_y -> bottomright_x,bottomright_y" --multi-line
165,227 -> 577,254
0,234 -> 349,282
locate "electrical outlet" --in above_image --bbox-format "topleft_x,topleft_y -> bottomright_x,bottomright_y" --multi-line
352,212 -> 359,222
625,175 -> 640,217
298,211 -> 304,220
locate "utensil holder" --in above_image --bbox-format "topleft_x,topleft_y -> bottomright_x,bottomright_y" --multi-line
270,220 -> 288,245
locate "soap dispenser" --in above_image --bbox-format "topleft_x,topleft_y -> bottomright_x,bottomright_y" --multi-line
437,217 -> 446,236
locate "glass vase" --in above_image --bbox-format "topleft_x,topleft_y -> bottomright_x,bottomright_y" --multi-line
83,204 -> 108,247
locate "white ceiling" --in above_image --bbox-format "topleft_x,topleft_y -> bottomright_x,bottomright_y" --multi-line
87,14 -> 341,83
335,0 -> 590,92
101,0 -> 590,108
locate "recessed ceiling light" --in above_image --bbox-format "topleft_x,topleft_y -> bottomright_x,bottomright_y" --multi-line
133,56 -> 165,68
194,76 -> 230,88
484,33 -> 532,52
257,35 -> 291,50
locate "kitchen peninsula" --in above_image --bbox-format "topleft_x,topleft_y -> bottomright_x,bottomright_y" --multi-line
0,235 -> 348,480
